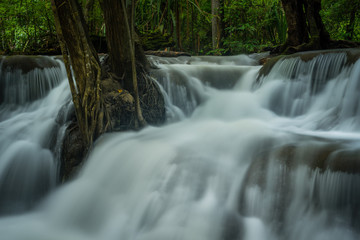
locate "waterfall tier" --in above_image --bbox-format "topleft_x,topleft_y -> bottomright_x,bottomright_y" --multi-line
0,56 -> 71,215
0,51 -> 359,240
0,56 -> 65,105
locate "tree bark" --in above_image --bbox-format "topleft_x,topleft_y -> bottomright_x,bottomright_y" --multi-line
99,0 -> 130,88
51,0 -> 108,147
175,0 -> 182,51
84,0 -> 95,33
211,0 -> 223,50
304,0 -> 330,48
219,0 -> 225,47
99,0 -> 147,128
281,0 -> 308,47
84,0 -> 95,22
280,0 -> 330,53
121,0 -> 146,128
99,0 -> 148,90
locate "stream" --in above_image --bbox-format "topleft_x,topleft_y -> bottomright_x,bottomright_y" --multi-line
0,51 -> 359,240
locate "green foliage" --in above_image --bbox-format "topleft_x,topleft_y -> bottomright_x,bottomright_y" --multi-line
79,0 -> 105,36
0,0 -> 358,55
321,0 -> 360,41
139,30 -> 174,50
222,0 -> 286,54
0,0 -> 56,53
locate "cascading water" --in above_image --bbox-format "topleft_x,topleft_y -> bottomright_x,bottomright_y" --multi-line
151,54 -> 261,120
0,56 -> 72,215
0,51 -> 359,240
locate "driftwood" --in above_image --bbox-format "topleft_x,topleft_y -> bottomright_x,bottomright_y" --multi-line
145,50 -> 191,57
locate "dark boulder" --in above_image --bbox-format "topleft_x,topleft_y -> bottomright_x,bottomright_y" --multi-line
60,121 -> 87,181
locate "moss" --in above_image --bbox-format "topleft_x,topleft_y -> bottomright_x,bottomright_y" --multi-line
346,49 -> 360,64
258,48 -> 360,81
1,55 -> 60,74
257,55 -> 284,79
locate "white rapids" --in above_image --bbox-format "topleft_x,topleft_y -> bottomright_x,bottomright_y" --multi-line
0,52 -> 359,240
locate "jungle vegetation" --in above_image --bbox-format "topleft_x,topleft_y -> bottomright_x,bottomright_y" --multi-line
1,0 -> 359,55
1,0 -> 360,178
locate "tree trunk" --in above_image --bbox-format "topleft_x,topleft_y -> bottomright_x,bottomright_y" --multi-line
186,0 -> 190,48
304,0 -> 330,48
211,0 -> 222,50
175,0 -> 182,51
51,0 -> 108,147
99,0 -> 148,90
281,0 -> 308,47
280,0 -> 330,53
121,0 -> 146,128
219,0 -> 225,47
191,2 -> 196,53
99,0 -> 147,128
84,0 -> 95,34
84,0 -> 95,21
99,0 -> 130,88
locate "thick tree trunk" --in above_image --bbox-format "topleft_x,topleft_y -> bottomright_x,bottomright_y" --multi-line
84,0 -> 95,33
211,0 -> 219,49
191,3 -> 196,53
121,0 -> 146,128
175,0 -> 182,51
99,0 -> 147,128
84,0 -> 95,21
53,0 -> 166,180
99,0 -> 130,88
281,0 -> 308,47
99,0 -> 148,90
51,0 -> 108,147
211,0 -> 224,50
304,0 -> 330,48
219,0 -> 225,46
280,0 -> 330,53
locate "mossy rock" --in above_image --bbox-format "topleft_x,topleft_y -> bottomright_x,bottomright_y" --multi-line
1,55 -> 60,74
258,48 -> 360,80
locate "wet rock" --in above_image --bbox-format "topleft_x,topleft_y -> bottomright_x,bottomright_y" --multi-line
145,50 -> 191,57
242,138 -> 360,188
258,48 -> 360,79
274,140 -> 360,174
138,74 -> 166,126
221,212 -> 243,240
60,121 -> 87,181
1,55 -> 60,74
0,55 -> 63,104
102,77 -> 136,130
238,136 -> 360,232
60,65 -> 166,181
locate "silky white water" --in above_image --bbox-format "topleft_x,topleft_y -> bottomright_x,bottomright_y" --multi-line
0,56 -> 72,215
0,52 -> 359,240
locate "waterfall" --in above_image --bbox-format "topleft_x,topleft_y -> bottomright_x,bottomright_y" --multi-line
0,56 -> 65,105
151,54 -> 261,119
257,51 -> 360,132
0,51 -> 359,240
0,56 -> 71,215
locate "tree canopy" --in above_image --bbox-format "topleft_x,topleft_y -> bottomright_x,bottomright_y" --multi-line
0,0 -> 359,55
